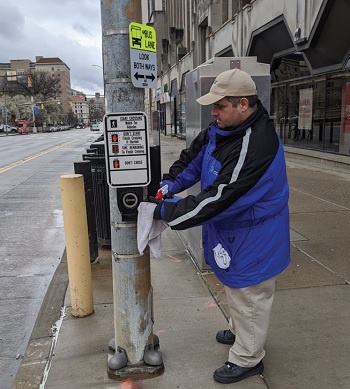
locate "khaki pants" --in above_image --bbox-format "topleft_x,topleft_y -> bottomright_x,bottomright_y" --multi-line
224,276 -> 276,367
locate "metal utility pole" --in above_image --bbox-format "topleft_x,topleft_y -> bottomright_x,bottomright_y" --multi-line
2,83 -> 8,136
31,96 -> 37,133
100,0 -> 163,380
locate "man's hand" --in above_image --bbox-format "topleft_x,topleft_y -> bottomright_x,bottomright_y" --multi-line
163,191 -> 174,199
149,196 -> 163,219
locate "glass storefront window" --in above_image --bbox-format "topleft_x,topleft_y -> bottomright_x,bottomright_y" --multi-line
272,73 -> 350,154
325,76 -> 347,153
271,53 -> 310,83
271,52 -> 350,155
178,91 -> 186,139
177,73 -> 187,139
170,79 -> 178,136
156,101 -> 166,135
270,84 -> 286,141
170,95 -> 176,136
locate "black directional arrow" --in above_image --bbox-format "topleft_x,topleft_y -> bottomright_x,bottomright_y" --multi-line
134,72 -> 155,82
134,72 -> 143,80
145,73 -> 155,81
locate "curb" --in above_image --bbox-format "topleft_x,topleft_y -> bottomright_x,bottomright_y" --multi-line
12,251 -> 68,389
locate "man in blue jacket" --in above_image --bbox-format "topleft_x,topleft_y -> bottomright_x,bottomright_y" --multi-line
151,68 -> 290,384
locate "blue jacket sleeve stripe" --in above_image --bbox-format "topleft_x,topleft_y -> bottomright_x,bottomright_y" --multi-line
168,128 -> 251,228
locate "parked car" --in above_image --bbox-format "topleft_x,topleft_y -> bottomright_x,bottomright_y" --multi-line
44,126 -> 58,132
90,124 -> 100,131
0,124 -> 18,133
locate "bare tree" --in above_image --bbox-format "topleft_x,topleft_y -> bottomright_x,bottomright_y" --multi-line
17,71 -> 61,99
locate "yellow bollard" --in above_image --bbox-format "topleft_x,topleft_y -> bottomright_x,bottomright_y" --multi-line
60,174 -> 94,317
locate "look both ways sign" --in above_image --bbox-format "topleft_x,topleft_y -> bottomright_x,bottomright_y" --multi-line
129,22 -> 157,89
104,112 -> 151,188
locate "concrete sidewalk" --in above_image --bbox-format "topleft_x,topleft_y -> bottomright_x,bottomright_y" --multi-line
13,135 -> 350,388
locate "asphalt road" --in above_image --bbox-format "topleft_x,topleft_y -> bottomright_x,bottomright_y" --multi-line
0,129 -> 102,389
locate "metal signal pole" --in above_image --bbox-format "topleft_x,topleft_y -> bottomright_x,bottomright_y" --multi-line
100,0 -> 163,380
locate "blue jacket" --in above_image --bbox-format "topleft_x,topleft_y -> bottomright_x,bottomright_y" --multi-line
159,102 -> 290,287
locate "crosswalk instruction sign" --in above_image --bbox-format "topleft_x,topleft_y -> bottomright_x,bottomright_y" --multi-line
104,112 -> 151,188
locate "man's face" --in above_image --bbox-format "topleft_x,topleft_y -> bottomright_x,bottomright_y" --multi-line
211,97 -> 246,129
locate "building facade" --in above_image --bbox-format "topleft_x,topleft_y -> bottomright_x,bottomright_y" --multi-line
35,57 -> 72,114
88,93 -> 105,123
71,94 -> 90,125
147,0 -> 350,156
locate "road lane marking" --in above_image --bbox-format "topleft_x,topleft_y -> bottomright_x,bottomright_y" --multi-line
0,140 -> 78,174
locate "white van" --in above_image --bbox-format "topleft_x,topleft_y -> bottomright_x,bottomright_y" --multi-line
91,123 -> 100,131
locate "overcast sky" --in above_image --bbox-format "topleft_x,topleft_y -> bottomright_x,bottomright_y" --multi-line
0,0 -> 104,96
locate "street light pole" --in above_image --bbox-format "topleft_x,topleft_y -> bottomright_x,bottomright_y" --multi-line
91,64 -> 105,95
1,82 -> 9,136
31,96 -> 37,133
4,91 -> 8,136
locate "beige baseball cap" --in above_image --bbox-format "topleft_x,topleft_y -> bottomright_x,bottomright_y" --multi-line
196,68 -> 257,105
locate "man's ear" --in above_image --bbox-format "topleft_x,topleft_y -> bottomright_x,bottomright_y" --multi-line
239,97 -> 249,111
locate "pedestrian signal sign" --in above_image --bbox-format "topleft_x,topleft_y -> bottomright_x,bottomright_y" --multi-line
103,112 -> 151,188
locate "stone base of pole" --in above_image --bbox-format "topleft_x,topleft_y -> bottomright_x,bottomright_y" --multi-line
107,355 -> 164,380
107,335 -> 164,380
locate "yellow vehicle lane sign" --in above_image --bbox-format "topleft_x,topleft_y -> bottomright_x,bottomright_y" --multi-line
129,22 -> 157,88
129,22 -> 156,52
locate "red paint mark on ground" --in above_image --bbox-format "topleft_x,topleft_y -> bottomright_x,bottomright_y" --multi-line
205,299 -> 217,308
166,254 -> 182,262
121,379 -> 143,389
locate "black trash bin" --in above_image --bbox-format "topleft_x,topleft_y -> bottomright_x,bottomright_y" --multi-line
83,141 -> 111,247
148,145 -> 162,199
